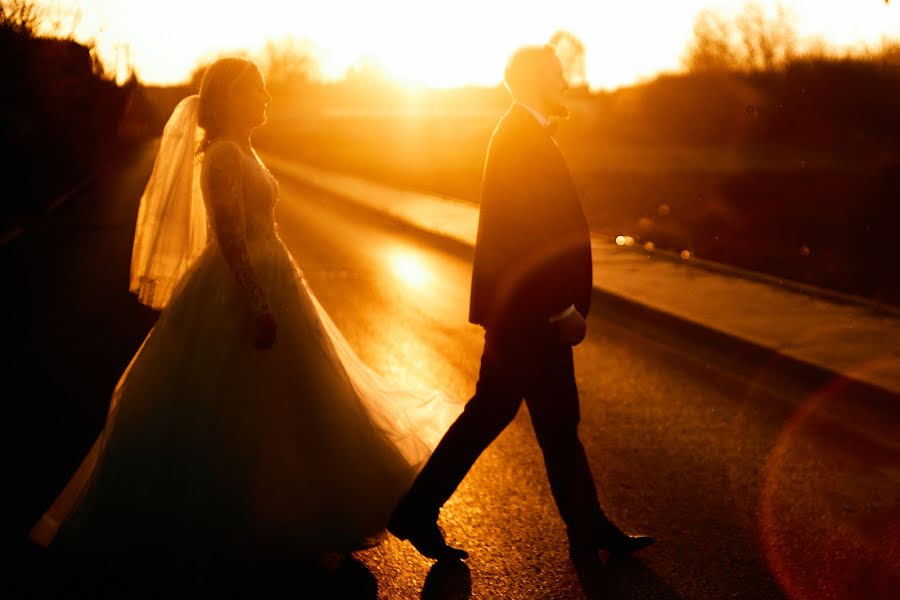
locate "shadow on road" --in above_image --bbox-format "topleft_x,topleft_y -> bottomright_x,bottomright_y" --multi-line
422,558 -> 472,600
573,553 -> 683,600
333,555 -> 379,598
195,554 -> 379,599
16,542 -> 380,599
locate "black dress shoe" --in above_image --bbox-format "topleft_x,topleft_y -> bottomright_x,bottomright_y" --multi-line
387,511 -> 468,561
568,529 -> 655,557
597,533 -> 655,555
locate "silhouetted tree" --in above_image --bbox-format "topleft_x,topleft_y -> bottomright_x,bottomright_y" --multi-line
684,2 -> 796,72
736,3 -> 795,70
0,0 -> 41,37
1,0 -> 82,39
683,9 -> 739,71
550,30 -> 587,88
260,37 -> 319,98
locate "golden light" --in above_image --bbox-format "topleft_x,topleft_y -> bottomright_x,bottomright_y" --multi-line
39,1 -> 900,91
388,249 -> 431,288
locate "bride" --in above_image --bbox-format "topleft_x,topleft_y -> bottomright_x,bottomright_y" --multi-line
29,57 -> 461,576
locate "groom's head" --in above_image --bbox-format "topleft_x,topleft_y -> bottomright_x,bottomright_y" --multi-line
504,45 -> 569,118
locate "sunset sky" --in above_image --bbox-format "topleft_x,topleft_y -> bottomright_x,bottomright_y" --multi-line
37,0 -> 900,89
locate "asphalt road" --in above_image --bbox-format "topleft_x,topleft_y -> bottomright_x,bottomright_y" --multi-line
7,143 -> 898,599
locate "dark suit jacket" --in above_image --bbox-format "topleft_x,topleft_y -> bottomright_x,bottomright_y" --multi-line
469,104 -> 593,334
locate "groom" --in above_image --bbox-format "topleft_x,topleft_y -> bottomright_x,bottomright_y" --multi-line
388,45 -> 653,560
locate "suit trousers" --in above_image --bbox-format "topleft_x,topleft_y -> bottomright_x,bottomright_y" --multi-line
400,325 -> 612,538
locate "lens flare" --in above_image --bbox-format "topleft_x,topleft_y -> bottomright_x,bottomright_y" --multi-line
759,367 -> 900,600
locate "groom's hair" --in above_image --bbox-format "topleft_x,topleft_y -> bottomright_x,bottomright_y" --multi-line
504,45 -> 558,99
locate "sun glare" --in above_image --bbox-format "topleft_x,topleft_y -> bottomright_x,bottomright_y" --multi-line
388,250 -> 432,289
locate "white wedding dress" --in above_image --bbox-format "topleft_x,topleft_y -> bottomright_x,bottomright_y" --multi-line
30,129 -> 462,568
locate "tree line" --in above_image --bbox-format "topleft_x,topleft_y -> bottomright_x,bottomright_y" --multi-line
1,0 -> 142,233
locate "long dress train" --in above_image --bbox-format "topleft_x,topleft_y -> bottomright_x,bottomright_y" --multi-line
29,140 -> 462,569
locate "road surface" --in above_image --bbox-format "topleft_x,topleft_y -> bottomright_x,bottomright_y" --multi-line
7,144 -> 897,599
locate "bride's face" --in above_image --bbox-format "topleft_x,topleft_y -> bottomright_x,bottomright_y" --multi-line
229,66 -> 271,129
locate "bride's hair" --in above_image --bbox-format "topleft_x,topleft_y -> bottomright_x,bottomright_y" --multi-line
197,57 -> 255,154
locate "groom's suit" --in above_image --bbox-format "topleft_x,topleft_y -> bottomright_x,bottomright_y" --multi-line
400,103 -> 612,540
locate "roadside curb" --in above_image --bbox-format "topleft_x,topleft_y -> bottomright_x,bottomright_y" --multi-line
614,242 -> 900,318
586,281 -> 898,403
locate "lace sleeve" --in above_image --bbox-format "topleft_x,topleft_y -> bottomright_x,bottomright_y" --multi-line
203,142 -> 271,316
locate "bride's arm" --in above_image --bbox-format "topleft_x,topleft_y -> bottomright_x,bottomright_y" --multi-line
203,142 -> 276,347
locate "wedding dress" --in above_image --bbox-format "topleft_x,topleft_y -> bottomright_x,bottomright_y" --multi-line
29,96 -> 462,568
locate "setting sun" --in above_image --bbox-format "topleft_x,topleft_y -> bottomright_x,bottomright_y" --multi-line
37,0 -> 900,89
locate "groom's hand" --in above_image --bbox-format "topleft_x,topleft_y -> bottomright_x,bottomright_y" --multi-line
554,309 -> 587,346
254,311 -> 277,350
